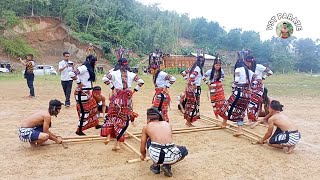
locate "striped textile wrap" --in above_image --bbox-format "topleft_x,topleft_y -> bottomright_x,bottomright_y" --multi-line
209,81 -> 225,116
184,84 -> 201,123
75,90 -> 99,132
218,85 -> 251,122
148,142 -> 183,165
269,127 -> 301,146
247,79 -> 264,121
101,89 -> 133,142
152,88 -> 171,122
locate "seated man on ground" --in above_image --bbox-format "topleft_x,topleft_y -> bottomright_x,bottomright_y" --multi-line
18,99 -> 63,147
140,108 -> 188,177
92,86 -> 109,129
257,100 -> 301,154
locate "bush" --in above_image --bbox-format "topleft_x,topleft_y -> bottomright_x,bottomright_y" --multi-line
163,67 -> 187,74
0,36 -> 38,57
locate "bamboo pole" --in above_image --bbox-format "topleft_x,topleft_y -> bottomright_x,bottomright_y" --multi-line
63,135 -> 101,140
62,137 -> 108,143
127,157 -> 151,164
173,126 -> 222,134
201,115 -> 264,138
126,131 -> 141,142
200,116 -> 260,141
123,142 -> 141,156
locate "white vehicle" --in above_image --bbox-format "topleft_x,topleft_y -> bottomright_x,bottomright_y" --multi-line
0,67 -> 9,73
22,65 -> 58,75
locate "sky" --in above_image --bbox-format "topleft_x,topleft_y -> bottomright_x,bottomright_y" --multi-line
136,0 -> 318,41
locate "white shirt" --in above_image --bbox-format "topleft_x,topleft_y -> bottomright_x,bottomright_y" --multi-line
255,64 -> 273,80
103,69 -> 144,90
59,60 -> 73,81
203,69 -> 225,82
76,65 -> 92,89
189,66 -> 203,86
154,71 -> 176,88
234,67 -> 255,85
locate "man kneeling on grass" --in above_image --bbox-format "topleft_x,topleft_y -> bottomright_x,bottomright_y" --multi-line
18,99 -> 63,147
257,100 -> 301,154
140,107 -> 188,177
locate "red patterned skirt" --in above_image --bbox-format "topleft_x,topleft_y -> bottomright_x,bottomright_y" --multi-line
184,85 -> 201,123
218,86 -> 251,122
152,88 -> 171,122
209,82 -> 225,116
100,89 -> 134,142
247,80 -> 264,121
75,90 -> 99,132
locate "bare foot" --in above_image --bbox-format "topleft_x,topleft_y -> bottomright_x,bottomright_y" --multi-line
185,122 -> 194,127
104,138 -> 110,145
233,132 -> 244,137
112,146 -> 121,151
250,121 -> 260,129
284,145 -> 296,154
219,123 -> 227,129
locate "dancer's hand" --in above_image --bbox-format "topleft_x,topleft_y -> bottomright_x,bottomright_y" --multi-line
56,136 -> 63,144
257,139 -> 264,144
140,154 -> 146,161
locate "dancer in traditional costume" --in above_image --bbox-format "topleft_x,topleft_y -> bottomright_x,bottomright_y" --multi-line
181,53 -> 205,126
257,100 -> 301,154
149,63 -> 176,122
218,56 -> 257,136
203,54 -> 225,119
18,99 -> 63,147
69,55 -> 99,136
101,55 -> 144,150
140,108 -> 188,177
246,56 -> 273,124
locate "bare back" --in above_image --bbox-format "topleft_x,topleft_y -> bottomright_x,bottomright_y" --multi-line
146,121 -> 173,144
20,110 -> 51,128
270,112 -> 297,131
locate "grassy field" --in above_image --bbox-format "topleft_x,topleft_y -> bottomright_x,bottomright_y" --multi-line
1,72 -> 319,97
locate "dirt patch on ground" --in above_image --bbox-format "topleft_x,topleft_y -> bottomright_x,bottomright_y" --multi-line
0,75 -> 319,179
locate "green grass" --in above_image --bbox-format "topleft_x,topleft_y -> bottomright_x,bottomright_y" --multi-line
1,72 -> 319,98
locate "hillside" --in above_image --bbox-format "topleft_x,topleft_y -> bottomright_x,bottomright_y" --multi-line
0,17 -> 109,70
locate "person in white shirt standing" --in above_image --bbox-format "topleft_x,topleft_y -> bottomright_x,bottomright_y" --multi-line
246,56 -> 273,126
218,56 -> 257,136
69,55 -> 99,136
149,63 -> 176,122
181,52 -> 205,127
58,52 -> 74,107
101,54 -> 144,151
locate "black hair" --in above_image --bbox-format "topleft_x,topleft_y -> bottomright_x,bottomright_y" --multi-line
48,99 -> 63,116
83,55 -> 97,82
189,57 -> 204,76
26,54 -> 34,59
262,87 -> 270,106
245,56 -> 257,72
270,100 -> 284,111
283,22 -> 287,25
93,86 -> 101,91
147,107 -> 163,121
210,56 -> 222,81
63,51 -> 70,56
